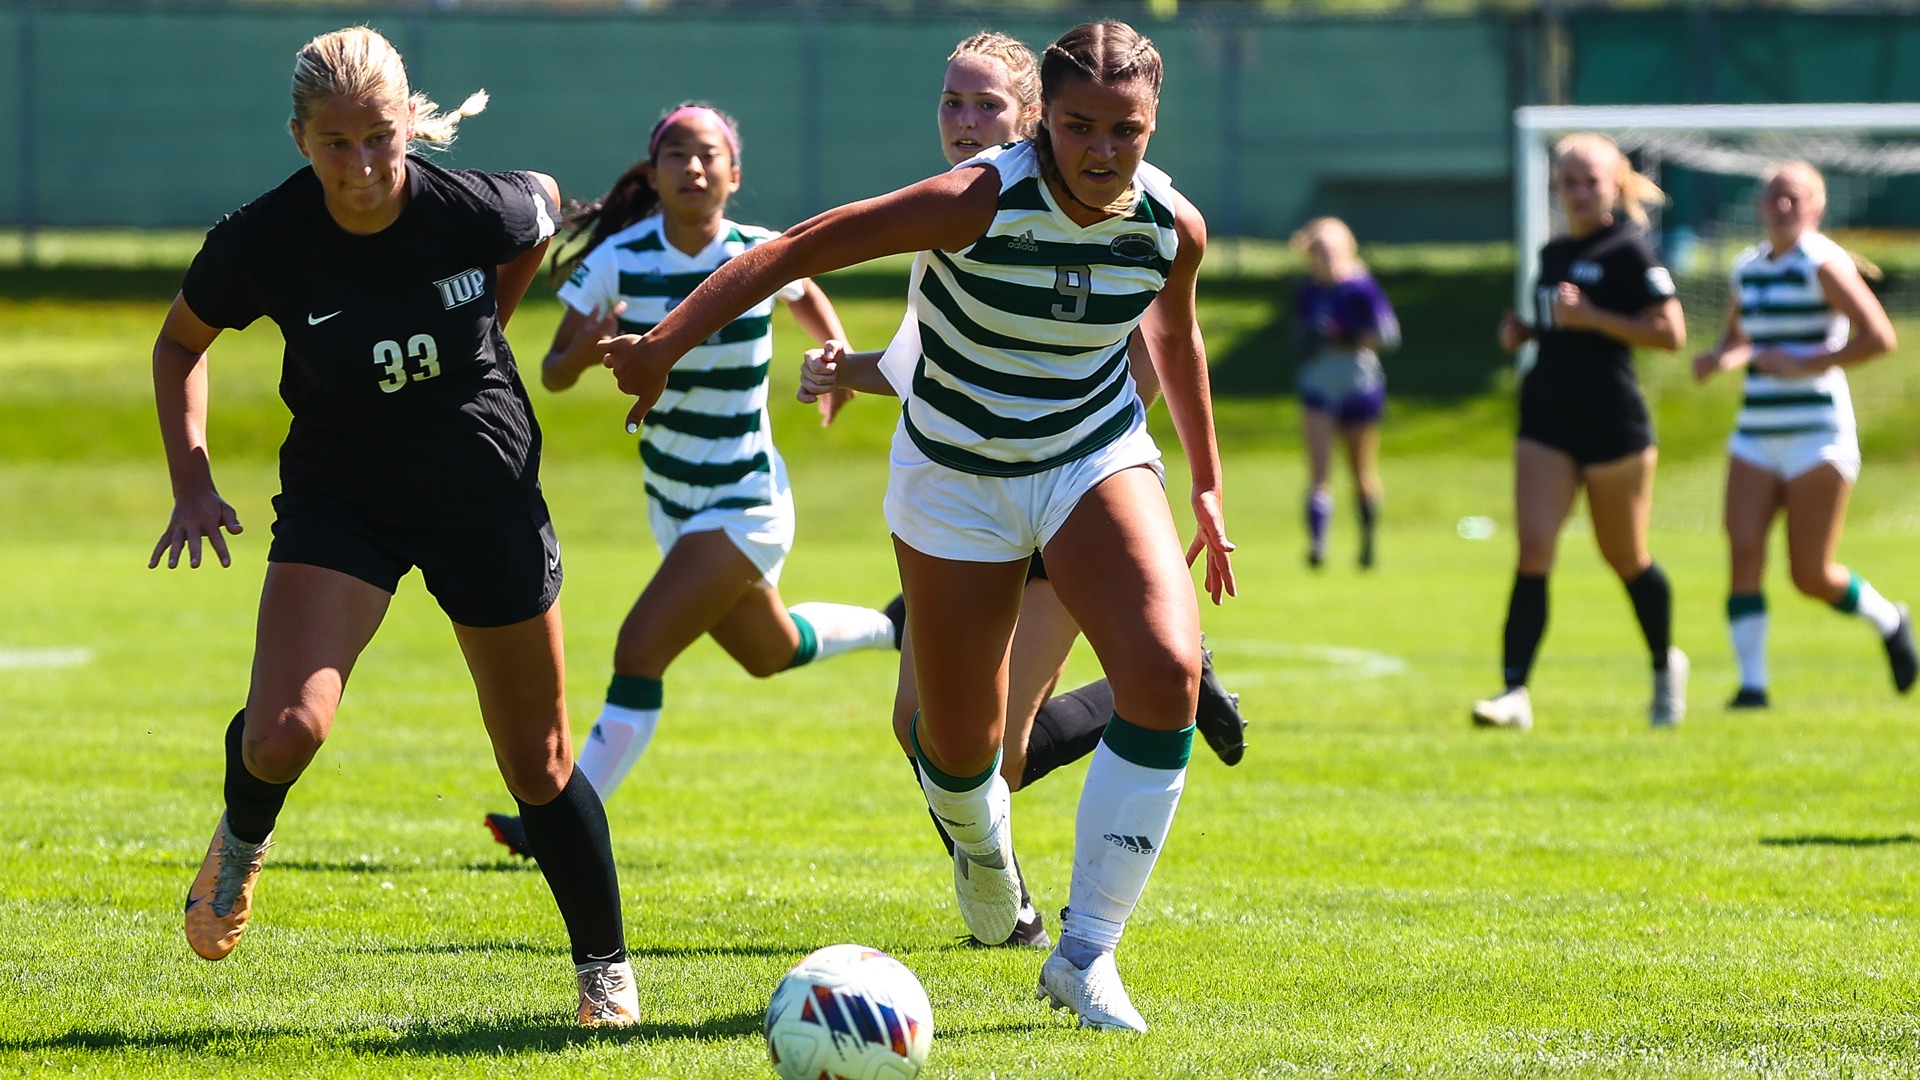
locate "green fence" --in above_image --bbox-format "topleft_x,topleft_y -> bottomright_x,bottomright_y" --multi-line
5,3 -> 1917,245
0,3 -> 1519,242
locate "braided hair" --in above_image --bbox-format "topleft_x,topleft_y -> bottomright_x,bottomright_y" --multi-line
1032,21 -> 1164,218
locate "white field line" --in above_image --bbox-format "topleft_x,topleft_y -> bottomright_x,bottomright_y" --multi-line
1211,641 -> 1407,684
0,647 -> 94,672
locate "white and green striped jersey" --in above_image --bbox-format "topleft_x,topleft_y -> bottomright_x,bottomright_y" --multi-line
558,215 -> 806,520
1732,230 -> 1853,438
879,140 -> 1181,477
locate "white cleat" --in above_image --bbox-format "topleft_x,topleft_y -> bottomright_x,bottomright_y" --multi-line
952,831 -> 1022,947
576,959 -> 641,1028
1036,950 -> 1147,1033
1651,647 -> 1689,728
1471,686 -> 1532,731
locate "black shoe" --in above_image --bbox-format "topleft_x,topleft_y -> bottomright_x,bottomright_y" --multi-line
1306,550 -> 1324,570
1885,603 -> 1916,695
883,593 -> 906,650
968,903 -> 1050,950
1194,642 -> 1247,766
1359,534 -> 1375,570
1727,687 -> 1771,710
484,813 -> 531,859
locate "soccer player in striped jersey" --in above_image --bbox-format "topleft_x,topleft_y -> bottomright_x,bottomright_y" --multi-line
1289,216 -> 1399,569
1692,161 -> 1916,706
483,104 -> 898,856
157,27 -> 635,1027
797,30 -> 1247,952
1475,133 -> 1688,732
601,21 -> 1234,1033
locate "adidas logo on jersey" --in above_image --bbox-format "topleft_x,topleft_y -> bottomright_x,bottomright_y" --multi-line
435,268 -> 486,311
1007,230 -> 1041,253
1103,833 -> 1156,855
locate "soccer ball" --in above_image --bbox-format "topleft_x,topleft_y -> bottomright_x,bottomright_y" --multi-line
764,944 -> 933,1080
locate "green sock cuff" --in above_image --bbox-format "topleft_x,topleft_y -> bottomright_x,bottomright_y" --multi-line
785,612 -> 819,669
910,713 -> 998,792
1834,572 -> 1862,614
1101,713 -> 1194,770
1727,593 -> 1767,620
606,674 -> 662,710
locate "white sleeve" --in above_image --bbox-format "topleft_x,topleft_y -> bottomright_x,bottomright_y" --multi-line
555,244 -> 617,317
775,277 -> 809,303
1801,232 -> 1848,270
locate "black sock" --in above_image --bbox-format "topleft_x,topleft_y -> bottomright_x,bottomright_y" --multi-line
914,757 -> 958,858
1502,574 -> 1549,690
1625,561 -> 1673,671
223,710 -> 292,845
1022,679 -> 1114,788
516,767 -> 625,967
1358,497 -> 1379,564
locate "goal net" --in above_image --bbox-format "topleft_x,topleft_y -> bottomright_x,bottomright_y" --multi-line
1512,104 -> 1920,365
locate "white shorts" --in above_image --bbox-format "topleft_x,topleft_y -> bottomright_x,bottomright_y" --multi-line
1728,429 -> 1860,484
647,463 -> 795,586
883,413 -> 1164,563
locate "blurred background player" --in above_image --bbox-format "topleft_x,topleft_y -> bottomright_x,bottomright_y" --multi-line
484,104 -> 897,856
156,27 -> 636,1027
600,19 -> 1236,1034
1692,160 -> 1917,706
1474,132 -> 1688,731
796,29 -> 1247,951
1289,216 -> 1399,569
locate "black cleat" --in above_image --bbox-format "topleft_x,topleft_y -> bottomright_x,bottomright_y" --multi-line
1727,687 -> 1771,710
968,903 -> 1050,950
1194,643 -> 1247,766
883,593 -> 906,650
1359,535 -> 1375,570
484,813 -> 531,859
1306,550 -> 1324,570
1885,603 -> 1917,695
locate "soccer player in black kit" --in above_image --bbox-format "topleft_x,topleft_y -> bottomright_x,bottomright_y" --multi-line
150,27 -> 637,1027
1473,133 -> 1689,732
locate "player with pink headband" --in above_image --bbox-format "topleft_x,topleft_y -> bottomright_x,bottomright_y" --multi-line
484,101 -> 899,856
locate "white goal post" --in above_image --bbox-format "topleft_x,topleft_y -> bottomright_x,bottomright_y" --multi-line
1512,103 -> 1920,330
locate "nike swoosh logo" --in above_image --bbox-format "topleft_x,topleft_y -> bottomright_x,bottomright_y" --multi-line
934,815 -> 974,830
307,311 -> 341,325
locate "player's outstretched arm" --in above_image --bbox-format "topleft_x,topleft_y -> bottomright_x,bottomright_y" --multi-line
543,302 -> 626,392
150,294 -> 243,570
1141,193 -> 1235,605
797,344 -> 894,404
602,166 -> 1001,430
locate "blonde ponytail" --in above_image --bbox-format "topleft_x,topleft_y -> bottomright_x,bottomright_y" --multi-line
292,26 -> 486,151
1555,132 -> 1666,228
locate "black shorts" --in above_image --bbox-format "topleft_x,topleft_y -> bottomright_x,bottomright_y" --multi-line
1027,551 -> 1049,582
1517,382 -> 1653,467
267,490 -> 562,628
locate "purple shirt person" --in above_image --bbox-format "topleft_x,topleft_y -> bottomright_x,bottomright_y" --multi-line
1290,218 -> 1399,569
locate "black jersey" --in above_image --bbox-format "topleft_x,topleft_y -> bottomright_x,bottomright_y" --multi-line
1525,219 -> 1676,401
181,155 -> 558,523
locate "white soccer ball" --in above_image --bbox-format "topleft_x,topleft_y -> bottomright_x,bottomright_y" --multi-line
764,944 -> 933,1080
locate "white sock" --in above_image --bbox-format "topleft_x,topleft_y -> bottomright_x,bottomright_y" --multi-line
1851,576 -> 1902,637
573,702 -> 659,798
1730,611 -> 1769,691
1064,737 -> 1187,958
916,756 -> 1010,864
788,602 -> 896,665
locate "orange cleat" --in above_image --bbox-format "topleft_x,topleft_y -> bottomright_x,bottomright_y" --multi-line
183,813 -> 270,961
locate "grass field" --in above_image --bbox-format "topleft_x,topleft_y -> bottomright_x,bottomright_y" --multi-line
4,268 -> 1920,1076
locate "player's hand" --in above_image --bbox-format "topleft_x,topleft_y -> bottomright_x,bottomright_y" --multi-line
603,332 -> 675,432
1548,283 -> 1592,330
546,301 -> 626,391
150,488 -> 244,570
1497,310 -> 1532,352
1184,487 -> 1236,605
798,339 -> 853,424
